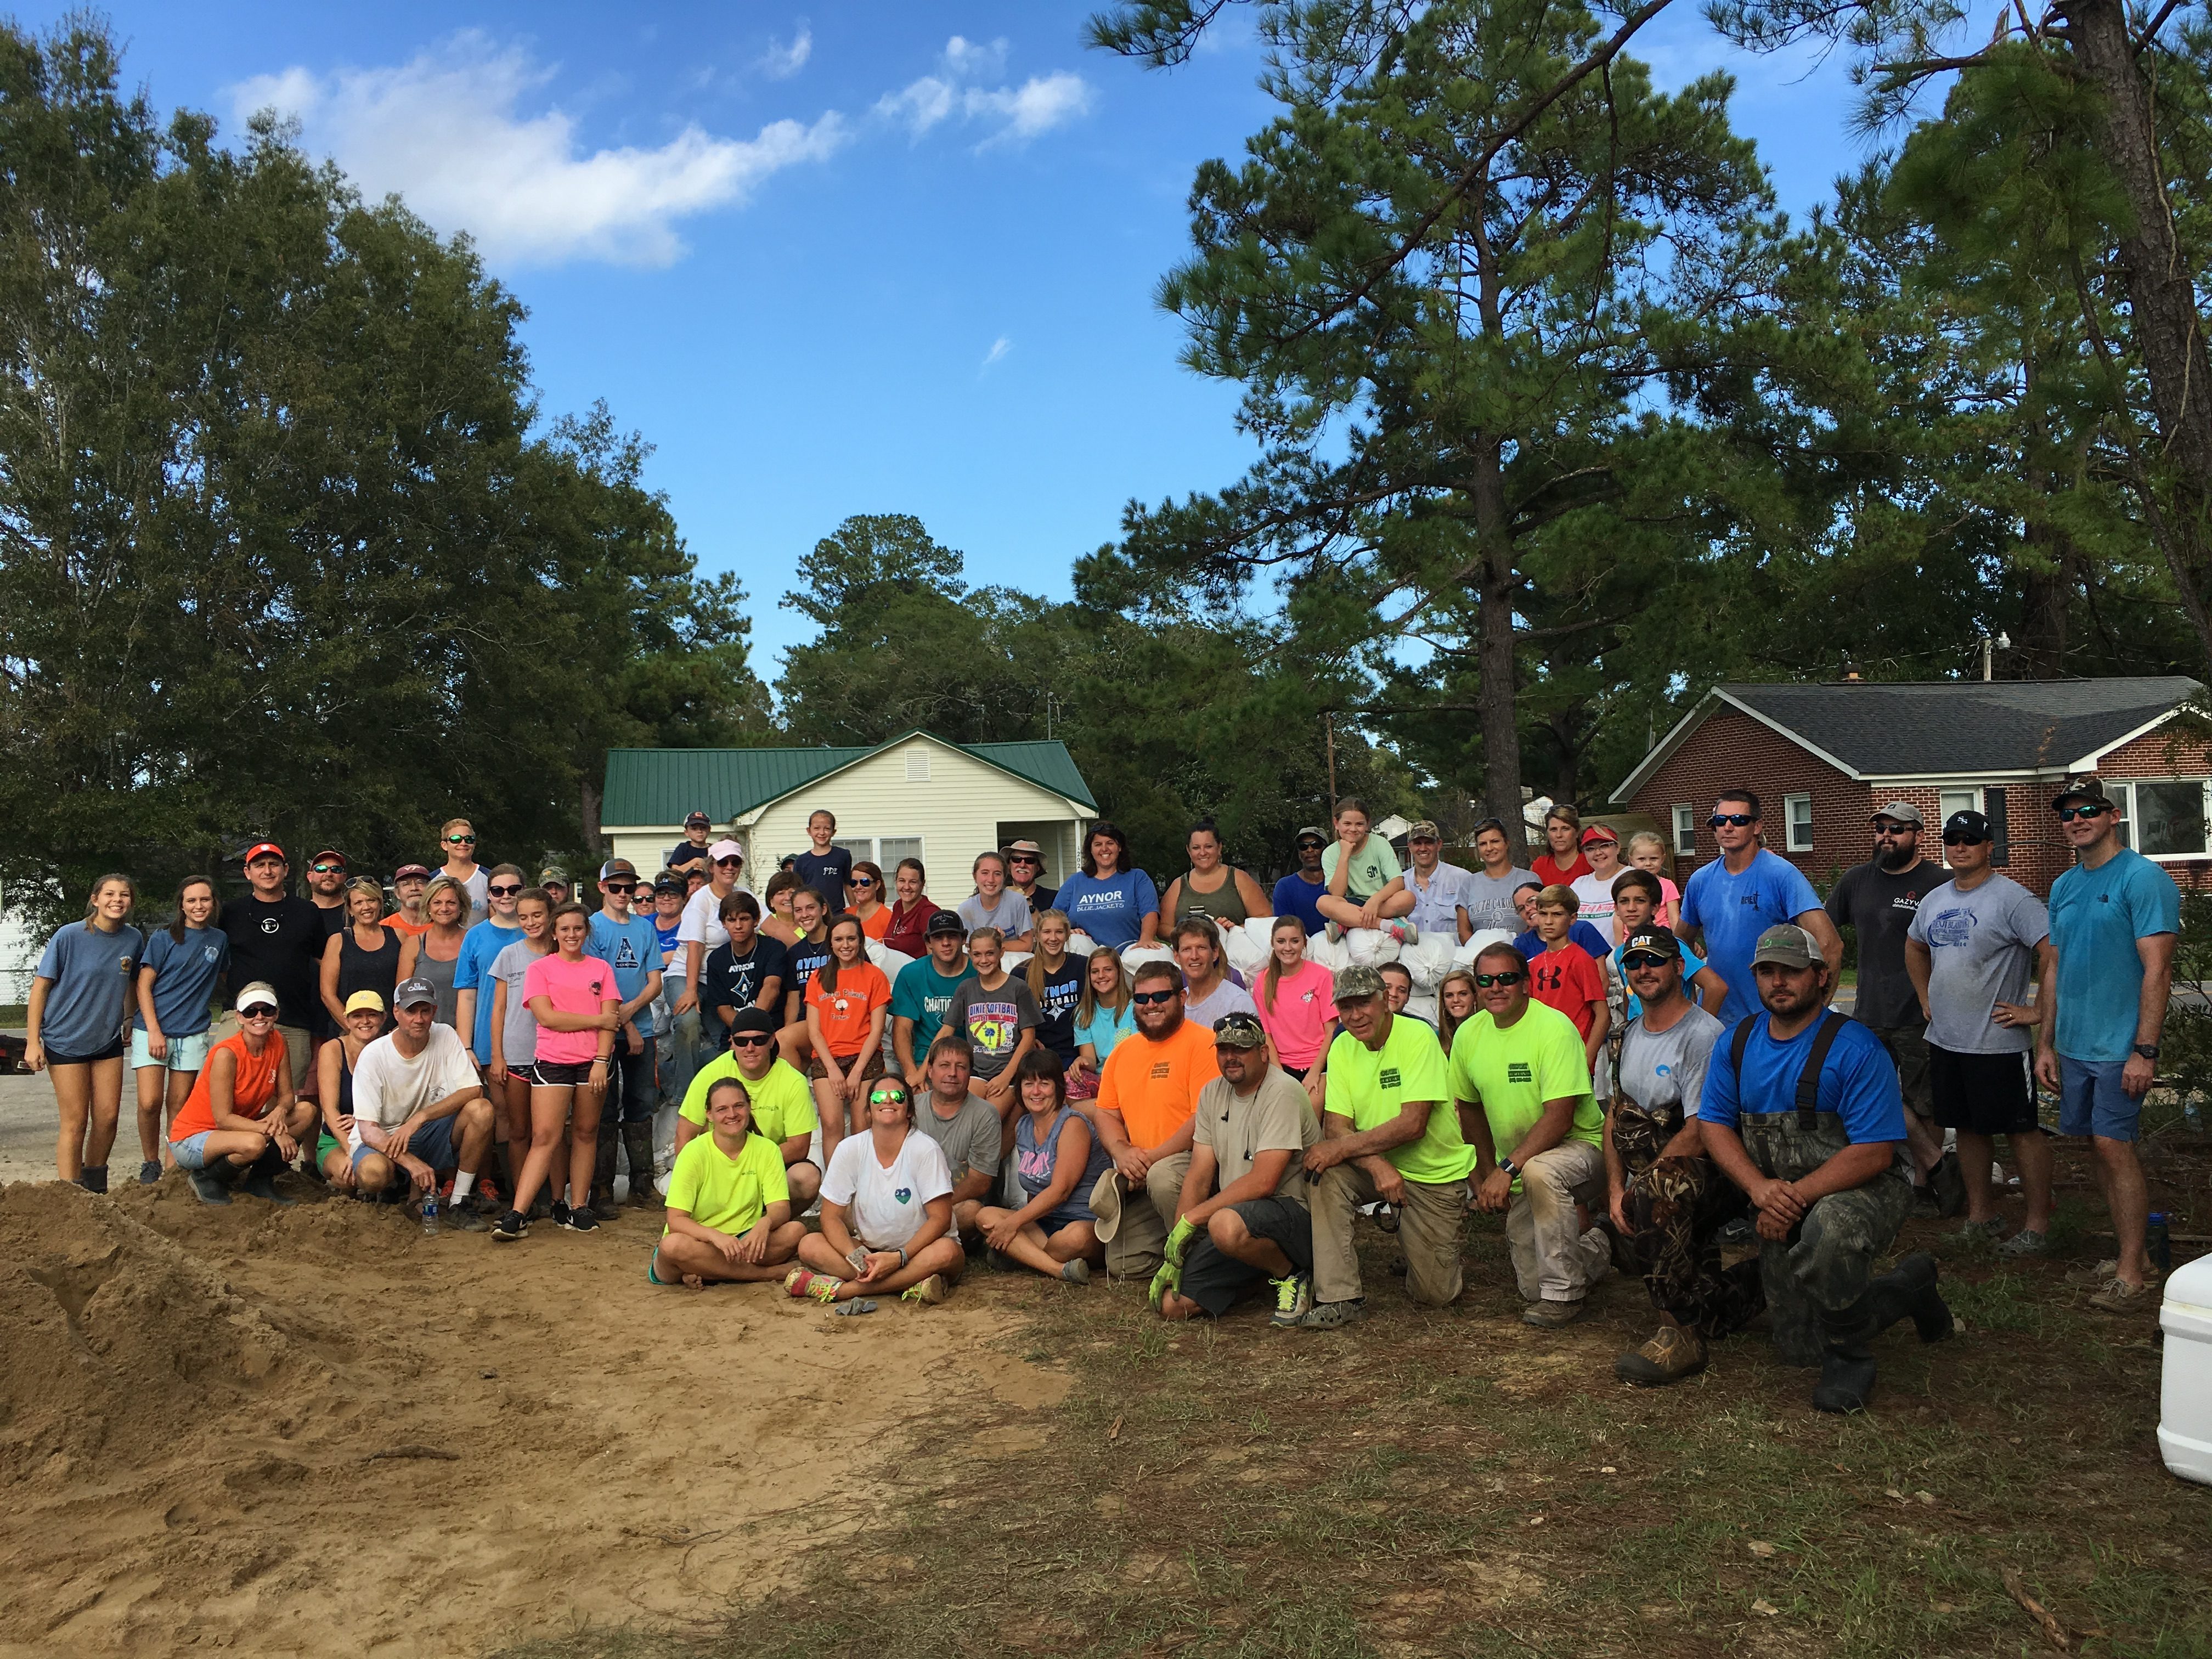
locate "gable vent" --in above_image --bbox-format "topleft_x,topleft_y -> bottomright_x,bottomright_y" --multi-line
906,748 -> 931,782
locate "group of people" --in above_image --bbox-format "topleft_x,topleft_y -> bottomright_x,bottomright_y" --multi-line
24,772 -> 2172,1406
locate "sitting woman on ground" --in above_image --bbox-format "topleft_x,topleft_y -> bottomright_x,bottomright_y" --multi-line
758,870 -> 804,949
396,875 -> 470,1030
974,1048 -> 1109,1283
1023,909 -> 1089,1097
804,912 -> 892,1156
314,990 -> 390,1193
1160,819 -> 1269,934
1254,915 -> 1335,1108
1437,967 -> 1480,1052
651,1075 -> 806,1288
131,876 -> 227,1184
877,857 -> 940,958
1051,821 -> 1160,949
29,872 -> 144,1190
168,983 -> 317,1205
848,860 -> 892,939
321,878 -> 401,1034
787,1077 -> 964,1306
1071,947 -> 1134,1092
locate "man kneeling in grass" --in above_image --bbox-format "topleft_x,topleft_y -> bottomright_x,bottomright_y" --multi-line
651,1076 -> 806,1288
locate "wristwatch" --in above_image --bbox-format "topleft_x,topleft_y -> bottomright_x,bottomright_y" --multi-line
1497,1156 -> 1520,1180
2133,1043 -> 2160,1060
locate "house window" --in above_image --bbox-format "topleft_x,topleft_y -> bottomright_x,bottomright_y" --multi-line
830,836 -> 927,870
905,749 -> 932,782
1672,804 -> 1696,857
1784,793 -> 1814,853
2118,780 -> 2210,859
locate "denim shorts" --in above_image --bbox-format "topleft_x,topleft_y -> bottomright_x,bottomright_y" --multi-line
351,1114 -> 460,1170
129,1027 -> 212,1073
2058,1056 -> 2140,1142
172,1130 -> 215,1170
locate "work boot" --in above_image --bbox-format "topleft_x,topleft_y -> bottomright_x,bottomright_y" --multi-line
1865,1251 -> 1953,1344
622,1123 -> 659,1209
1763,1255 -> 1826,1369
1810,1303 -> 1878,1414
1616,1321 -> 1708,1386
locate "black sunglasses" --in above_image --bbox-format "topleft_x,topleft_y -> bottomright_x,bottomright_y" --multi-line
1620,953 -> 1671,971
730,1032 -> 773,1048
1942,832 -> 1989,847
488,883 -> 523,896
2055,804 -> 2110,822
1708,813 -> 1756,828
1473,970 -> 1526,988
1131,988 -> 1178,1006
714,856 -> 743,866
602,879 -> 636,893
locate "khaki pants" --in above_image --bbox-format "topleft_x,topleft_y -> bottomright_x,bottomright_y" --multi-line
1504,1140 -> 1607,1304
210,1014 -> 312,1092
1095,1152 -> 1192,1279
1310,1161 -> 1466,1307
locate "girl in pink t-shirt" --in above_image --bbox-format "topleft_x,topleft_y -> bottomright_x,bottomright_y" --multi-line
504,903 -> 622,1238
1255,917 -> 1338,1108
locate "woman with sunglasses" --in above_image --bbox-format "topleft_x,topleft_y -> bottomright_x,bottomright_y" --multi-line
974,1048 -> 1109,1283
397,876 -> 471,1030
786,1077 -> 963,1306
169,982 -> 317,1205
29,872 -> 143,1189
877,858 -> 941,958
848,860 -> 891,939
320,878 -> 403,1036
131,876 -> 227,1183
454,863 -> 529,1069
437,818 -> 487,922
804,913 -> 892,1155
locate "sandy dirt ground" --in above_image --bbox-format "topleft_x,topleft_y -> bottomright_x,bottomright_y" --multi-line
0,1172 -> 1064,1659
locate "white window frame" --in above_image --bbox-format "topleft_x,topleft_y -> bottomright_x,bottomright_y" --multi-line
1938,788 -> 1981,868
2107,780 -> 2211,861
1672,803 -> 1696,857
1784,793 -> 1814,853
828,835 -> 927,870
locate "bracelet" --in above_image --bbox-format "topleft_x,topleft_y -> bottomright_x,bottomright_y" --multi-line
897,1246 -> 909,1268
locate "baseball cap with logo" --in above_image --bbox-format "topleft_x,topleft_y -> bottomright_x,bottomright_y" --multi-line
538,866 -> 569,887
685,810 -> 712,828
652,872 -> 686,896
343,989 -> 387,1017
1749,923 -> 1825,969
1408,820 -> 1441,840
242,842 -> 286,866
925,910 -> 968,939
1619,925 -> 1683,962
1211,1011 -> 1268,1049
599,857 -> 637,880
310,848 -> 347,868
393,864 -> 431,882
1871,800 -> 1925,827
234,981 -> 281,1014
1333,964 -> 1387,1004
1943,809 -> 1994,843
392,977 -> 439,1010
2052,774 -> 2116,813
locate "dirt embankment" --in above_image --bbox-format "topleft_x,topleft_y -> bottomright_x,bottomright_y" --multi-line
0,1178 -> 1061,1658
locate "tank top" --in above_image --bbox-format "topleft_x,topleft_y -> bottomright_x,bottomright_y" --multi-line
412,933 -> 463,1028
336,1039 -> 361,1119
1173,867 -> 1249,928
337,924 -> 403,1026
170,1030 -> 287,1139
1014,1106 -> 1113,1208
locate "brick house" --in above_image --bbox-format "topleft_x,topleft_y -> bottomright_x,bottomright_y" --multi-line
1610,678 -> 2210,898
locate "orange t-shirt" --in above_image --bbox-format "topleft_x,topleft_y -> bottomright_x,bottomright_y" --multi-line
1097,1018 -> 1220,1148
382,913 -> 432,939
805,963 -> 891,1059
859,906 -> 892,941
170,1031 -> 288,1141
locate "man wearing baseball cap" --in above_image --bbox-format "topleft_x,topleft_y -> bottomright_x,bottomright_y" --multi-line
305,848 -> 351,943
1606,927 -> 1757,1384
1403,822 -> 1474,945
1697,923 -> 1950,1412
218,843 -> 322,1092
891,911 -> 977,1086
1825,800 -> 1961,1217
347,977 -> 496,1226
667,810 -> 715,875
673,1006 -> 823,1211
1299,964 -> 1475,1328
589,857 -> 666,1211
1269,827 -> 1333,939
2038,775 -> 2179,1310
384,865 -> 434,938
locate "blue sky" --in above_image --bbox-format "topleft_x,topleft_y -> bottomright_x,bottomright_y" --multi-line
45,2 -> 1880,679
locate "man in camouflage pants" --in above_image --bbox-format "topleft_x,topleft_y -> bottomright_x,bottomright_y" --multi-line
1603,927 -> 1763,1385
1697,925 -> 1954,1413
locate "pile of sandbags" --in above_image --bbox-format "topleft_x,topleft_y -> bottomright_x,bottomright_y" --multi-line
1452,928 -> 1515,968
1066,930 -> 1101,960
1398,932 -> 1455,990
1120,943 -> 1175,975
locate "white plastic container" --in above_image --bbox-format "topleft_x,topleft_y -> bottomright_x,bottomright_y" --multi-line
2159,1250 -> 2212,1485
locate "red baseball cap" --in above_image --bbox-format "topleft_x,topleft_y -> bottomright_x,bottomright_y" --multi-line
243,842 -> 287,865
393,864 -> 432,882
1578,825 -> 1620,847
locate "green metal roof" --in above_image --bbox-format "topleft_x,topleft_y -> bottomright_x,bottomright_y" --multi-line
602,731 -> 1097,826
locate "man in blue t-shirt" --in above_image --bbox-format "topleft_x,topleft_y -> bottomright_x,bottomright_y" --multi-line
891,912 -> 977,1086
1677,788 -> 1844,1024
1271,827 -> 1331,936
2036,776 -> 2181,1310
588,859 -> 667,1211
452,865 -> 527,1068
1699,923 -> 1951,1414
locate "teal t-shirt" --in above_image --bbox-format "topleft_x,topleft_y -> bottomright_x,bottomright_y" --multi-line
891,958 -> 979,1053
2050,848 -> 2180,1064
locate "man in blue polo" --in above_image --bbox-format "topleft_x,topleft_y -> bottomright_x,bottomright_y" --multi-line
1699,924 -> 1951,1413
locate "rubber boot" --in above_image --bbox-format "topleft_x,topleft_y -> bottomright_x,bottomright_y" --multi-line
1864,1251 -> 1953,1344
79,1164 -> 109,1194
1810,1302 -> 1878,1414
591,1117 -> 622,1220
1762,1246 -> 1825,1369
622,1122 -> 659,1209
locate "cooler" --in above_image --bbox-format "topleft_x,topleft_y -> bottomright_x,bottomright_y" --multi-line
2160,1250 -> 2212,1485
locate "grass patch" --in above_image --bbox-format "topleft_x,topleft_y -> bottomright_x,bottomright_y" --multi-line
494,1169 -> 2212,1659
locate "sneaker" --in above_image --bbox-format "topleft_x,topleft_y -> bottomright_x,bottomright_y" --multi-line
901,1273 -> 951,1306
188,1169 -> 233,1206
137,1160 -> 161,1186
1269,1273 -> 1314,1329
783,1267 -> 842,1304
550,1200 -> 573,1229
1523,1297 -> 1586,1329
1385,919 -> 1417,945
2065,1257 -> 2121,1286
2088,1275 -> 2155,1313
1995,1228 -> 2047,1258
1325,922 -> 1343,944
1149,1256 -> 1182,1311
1060,1258 -> 1092,1285
448,1192 -> 491,1233
490,1210 -> 527,1243
1297,1297 -> 1365,1330
1717,1217 -> 1754,1249
1615,1322 -> 1708,1386
558,1203 -> 600,1233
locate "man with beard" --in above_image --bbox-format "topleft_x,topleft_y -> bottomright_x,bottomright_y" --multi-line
1825,803 -> 1961,1215
1084,962 -> 1220,1279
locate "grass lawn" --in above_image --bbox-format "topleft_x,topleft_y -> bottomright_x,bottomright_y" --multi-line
498,1143 -> 2211,1659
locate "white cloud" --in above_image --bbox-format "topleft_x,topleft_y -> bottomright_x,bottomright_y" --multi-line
981,336 -> 1012,370
760,24 -> 811,80
231,33 -> 846,267
874,36 -> 1093,146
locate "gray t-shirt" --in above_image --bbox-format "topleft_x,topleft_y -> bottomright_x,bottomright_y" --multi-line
1617,1003 -> 1724,1123
1906,874 -> 2050,1054
956,891 -> 1033,938
1193,1068 -> 1318,1204
911,1091 -> 1003,1184
945,975 -> 1043,1078
1463,867 -> 1537,936
1186,978 -> 1257,1031
490,938 -> 549,1065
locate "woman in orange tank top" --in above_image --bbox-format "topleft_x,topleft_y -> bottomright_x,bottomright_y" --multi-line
168,985 -> 313,1205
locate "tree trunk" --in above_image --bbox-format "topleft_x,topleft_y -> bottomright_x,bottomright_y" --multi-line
580,776 -> 603,857
1470,437 -> 1528,856
2013,517 -> 2075,677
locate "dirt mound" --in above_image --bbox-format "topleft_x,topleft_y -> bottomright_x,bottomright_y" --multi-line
0,1181 -> 318,1483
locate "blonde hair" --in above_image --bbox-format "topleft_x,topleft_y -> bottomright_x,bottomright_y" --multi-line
424,874 -> 470,926
1075,946 -> 1131,1027
345,877 -> 387,919
439,817 -> 473,839
1626,830 -> 1667,860
1535,883 -> 1580,913
1024,908 -> 1073,1000
969,926 -> 1005,952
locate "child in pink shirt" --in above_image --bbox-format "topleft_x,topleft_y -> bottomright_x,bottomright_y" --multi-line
1254,918 -> 1338,1109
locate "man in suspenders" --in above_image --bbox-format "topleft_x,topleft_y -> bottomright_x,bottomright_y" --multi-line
1697,924 -> 1954,1413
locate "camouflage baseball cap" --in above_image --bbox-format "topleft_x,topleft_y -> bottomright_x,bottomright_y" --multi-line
1333,964 -> 1387,1004
1748,923 -> 1824,969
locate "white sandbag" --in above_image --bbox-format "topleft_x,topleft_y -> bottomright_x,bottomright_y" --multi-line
1452,928 -> 1514,968
1002,951 -> 1032,973
867,941 -> 917,979
1344,928 -> 1400,968
1240,915 -> 1279,958
1401,933 -> 1455,991
1120,944 -> 1175,974
1066,930 -> 1101,960
1403,992 -> 1440,1026
1302,931 -> 1349,972
1221,921 -> 1268,979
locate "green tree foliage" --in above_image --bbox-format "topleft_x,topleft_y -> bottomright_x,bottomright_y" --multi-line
0,20 -> 768,927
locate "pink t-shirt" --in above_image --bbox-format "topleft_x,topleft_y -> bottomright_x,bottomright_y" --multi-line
522,952 -> 617,1066
1255,958 -> 1338,1068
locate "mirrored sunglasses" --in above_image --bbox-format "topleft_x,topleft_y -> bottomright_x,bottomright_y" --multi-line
310,863 -> 343,874
446,834 -> 476,844
2055,804 -> 2109,822
1472,970 -> 1526,988
867,1086 -> 908,1105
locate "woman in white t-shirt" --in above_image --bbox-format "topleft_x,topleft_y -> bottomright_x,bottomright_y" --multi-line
785,1077 -> 964,1306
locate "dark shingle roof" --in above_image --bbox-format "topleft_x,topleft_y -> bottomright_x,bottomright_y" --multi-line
602,732 -> 1097,826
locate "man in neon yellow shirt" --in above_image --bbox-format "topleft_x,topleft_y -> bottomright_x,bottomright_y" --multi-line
651,1077 -> 805,1286
1451,941 -> 1612,1328
673,1006 -> 821,1210
1297,964 -> 1475,1328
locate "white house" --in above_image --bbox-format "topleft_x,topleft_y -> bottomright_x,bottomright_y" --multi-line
600,731 -> 1098,889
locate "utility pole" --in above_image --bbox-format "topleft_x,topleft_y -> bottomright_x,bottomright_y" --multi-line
1324,712 -> 1338,817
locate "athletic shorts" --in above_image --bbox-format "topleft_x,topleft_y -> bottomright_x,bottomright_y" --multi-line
2058,1056 -> 2139,1142
806,1046 -> 886,1085
316,1131 -> 345,1165
531,1059 -> 601,1087
46,1036 -> 125,1065
351,1114 -> 460,1171
171,1130 -> 215,1170
1177,1196 -> 1314,1318
1928,1044 -> 2038,1136
129,1028 -> 212,1072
